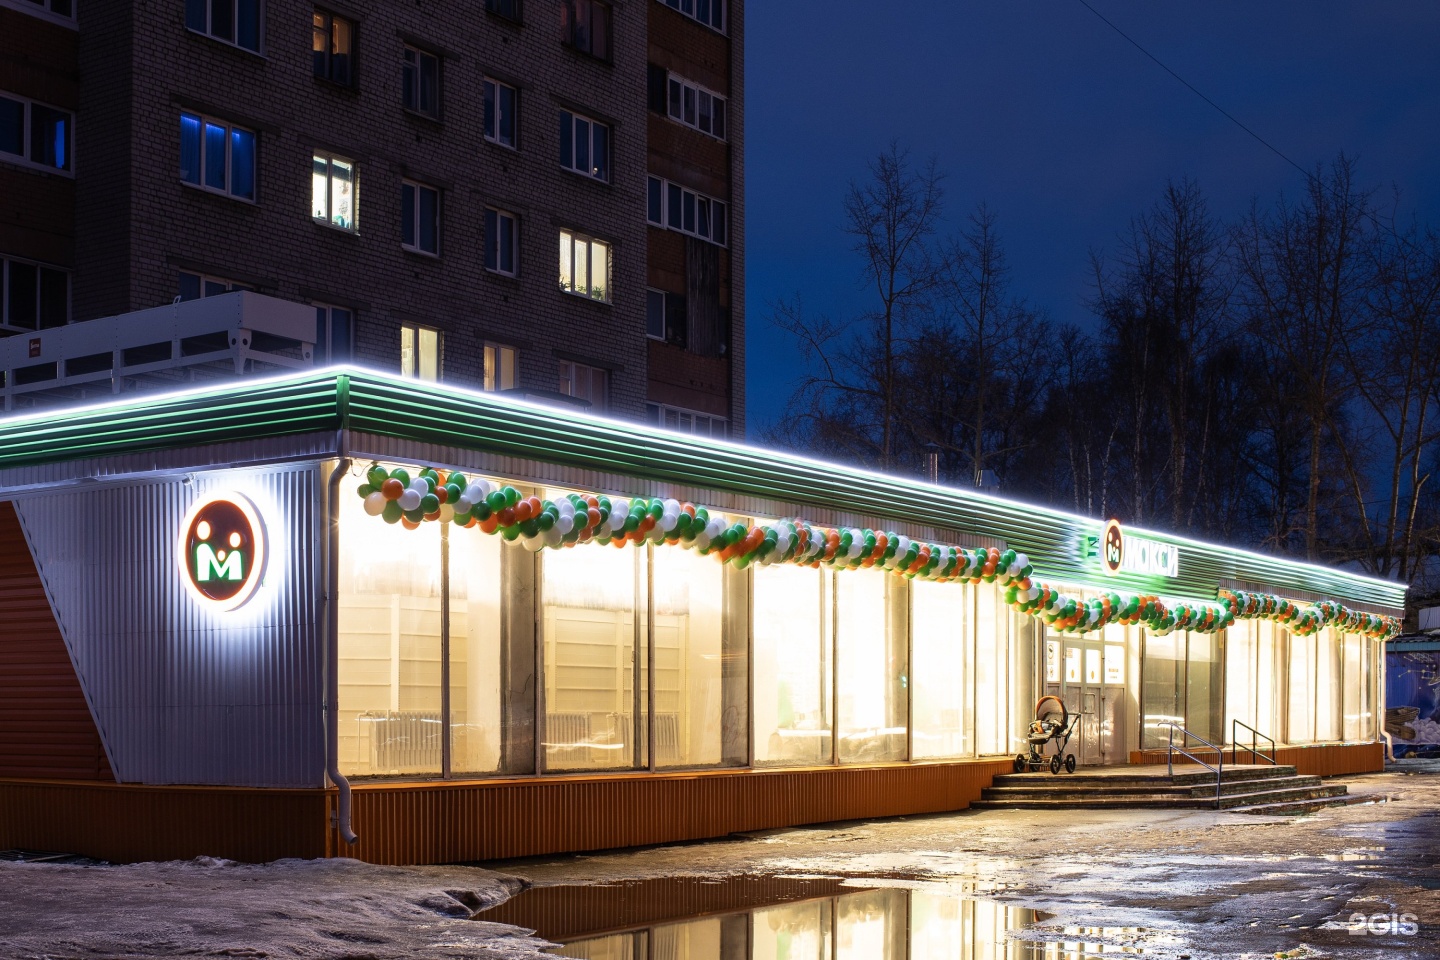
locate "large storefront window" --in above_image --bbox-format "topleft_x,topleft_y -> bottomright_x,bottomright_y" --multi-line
1185,630 -> 1222,744
835,568 -> 907,763
541,542 -> 646,770
449,521 -> 505,774
753,564 -> 832,764
1288,628 -> 1315,744
911,579 -> 970,758
1141,632 -> 1185,750
974,583 -> 1018,756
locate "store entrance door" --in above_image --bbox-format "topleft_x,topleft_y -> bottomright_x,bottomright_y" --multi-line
1044,634 -> 1127,765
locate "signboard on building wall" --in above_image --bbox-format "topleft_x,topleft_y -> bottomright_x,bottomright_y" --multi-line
1097,519 -> 1179,579
177,493 -> 268,611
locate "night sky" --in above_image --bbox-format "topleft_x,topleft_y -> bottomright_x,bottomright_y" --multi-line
743,2 -> 1440,430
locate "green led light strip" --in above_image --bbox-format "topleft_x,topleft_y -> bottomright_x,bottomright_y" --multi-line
358,463 -> 1401,642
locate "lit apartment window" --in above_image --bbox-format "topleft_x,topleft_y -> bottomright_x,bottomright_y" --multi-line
402,45 -> 441,119
179,113 -> 256,201
558,229 -> 610,302
559,109 -> 609,182
484,208 -> 518,276
401,181 -> 440,255
483,78 -> 517,148
312,10 -> 355,86
1,257 -> 68,331
561,0 -> 611,60
647,176 -> 726,246
400,323 -> 441,381
0,92 -> 71,174
558,360 -> 607,410
8,0 -> 73,21
312,154 -> 357,230
668,74 -> 726,140
313,303 -> 353,364
645,288 -> 686,345
177,271 -> 251,302
646,402 -> 727,437
486,0 -> 521,21
186,0 -> 263,52
659,0 -> 723,32
484,342 -> 517,391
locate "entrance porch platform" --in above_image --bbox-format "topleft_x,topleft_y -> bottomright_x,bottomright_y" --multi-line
972,762 -> 1358,814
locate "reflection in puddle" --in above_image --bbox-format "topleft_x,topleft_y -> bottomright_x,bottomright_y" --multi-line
477,876 -> 1164,958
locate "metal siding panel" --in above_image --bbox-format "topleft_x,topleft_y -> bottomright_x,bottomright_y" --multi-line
12,467 -> 323,787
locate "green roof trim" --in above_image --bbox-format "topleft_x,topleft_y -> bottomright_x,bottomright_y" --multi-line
0,368 -> 1407,611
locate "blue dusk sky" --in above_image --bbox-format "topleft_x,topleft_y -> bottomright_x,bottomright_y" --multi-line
743,2 -> 1440,429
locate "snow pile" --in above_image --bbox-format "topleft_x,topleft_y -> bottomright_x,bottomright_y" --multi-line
0,856 -> 557,959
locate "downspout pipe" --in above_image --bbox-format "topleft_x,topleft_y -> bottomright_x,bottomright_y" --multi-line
325,455 -> 358,844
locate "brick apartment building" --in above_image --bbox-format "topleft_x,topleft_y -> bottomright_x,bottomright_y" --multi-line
0,0 -> 743,434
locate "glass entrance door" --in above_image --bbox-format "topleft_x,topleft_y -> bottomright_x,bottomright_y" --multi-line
1044,632 -> 1127,765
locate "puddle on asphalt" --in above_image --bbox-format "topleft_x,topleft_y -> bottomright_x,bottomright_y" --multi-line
476,875 -> 1174,958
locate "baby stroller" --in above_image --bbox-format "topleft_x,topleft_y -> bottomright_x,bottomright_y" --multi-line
1013,695 -> 1078,774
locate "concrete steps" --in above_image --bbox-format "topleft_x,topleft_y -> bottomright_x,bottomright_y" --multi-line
972,763 -> 1353,815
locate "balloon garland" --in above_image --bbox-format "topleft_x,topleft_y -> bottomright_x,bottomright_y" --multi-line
356,463 -> 1401,642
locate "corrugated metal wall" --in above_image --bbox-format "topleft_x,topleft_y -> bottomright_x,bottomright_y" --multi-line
0,501 -> 113,780
12,466 -> 324,787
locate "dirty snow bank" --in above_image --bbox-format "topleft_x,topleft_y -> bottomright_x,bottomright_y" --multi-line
0,856 -> 554,959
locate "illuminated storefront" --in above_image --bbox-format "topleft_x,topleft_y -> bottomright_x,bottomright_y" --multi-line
0,370 -> 1405,864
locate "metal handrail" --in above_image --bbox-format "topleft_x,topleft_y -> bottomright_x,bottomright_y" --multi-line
1231,719 -> 1277,766
1161,721 -> 1224,808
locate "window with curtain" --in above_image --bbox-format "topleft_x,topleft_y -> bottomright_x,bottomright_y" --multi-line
973,582 -> 1012,756
835,568 -> 906,763
910,580 -> 970,759
1288,629 -> 1316,744
752,564 -> 831,765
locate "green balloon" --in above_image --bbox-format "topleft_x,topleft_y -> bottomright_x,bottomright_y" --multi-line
382,501 -> 402,524
366,465 -> 388,487
404,507 -> 425,523
519,519 -> 539,538
421,493 -> 440,514
449,472 -> 468,490
444,483 -> 462,503
357,483 -> 374,498
473,502 -> 493,521
391,468 -> 411,487
502,486 -> 521,507
486,490 -> 506,510
501,525 -> 521,541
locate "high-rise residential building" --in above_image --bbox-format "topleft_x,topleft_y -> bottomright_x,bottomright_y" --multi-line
0,0 -> 743,434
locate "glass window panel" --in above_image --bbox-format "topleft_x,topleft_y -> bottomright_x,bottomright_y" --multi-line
418,327 -> 439,381
449,521 -> 504,775
836,568 -> 905,762
542,542 -> 642,770
668,79 -> 681,120
697,197 -> 710,239
559,111 -> 573,168
910,578 -> 967,759
38,267 -> 67,328
420,51 -> 438,115
646,289 -> 665,338
836,889 -> 908,960
559,231 -> 573,291
1225,622 -> 1256,745
973,583 -> 1010,755
313,12 -> 331,78
331,159 -> 354,228
667,183 -> 682,229
30,104 -> 68,170
652,543 -> 732,767
403,49 -> 417,110
484,209 -> 498,271
331,17 -> 352,85
312,155 -> 329,220
185,0 -> 207,32
0,97 -> 23,158
753,564 -> 831,765
179,113 -> 201,183
574,237 -> 589,294
1288,629 -> 1315,744
574,117 -> 589,175
592,123 -> 608,181
419,186 -> 438,253
1343,631 -> 1363,741
1316,628 -> 1341,742
499,85 -> 515,144
177,272 -> 201,303
203,279 -> 228,297
212,0 -> 235,42
683,191 -> 695,233
6,262 -> 37,329
337,480 -> 443,777
314,306 -> 329,365
400,325 -> 415,376
483,80 -> 496,139
203,121 -> 227,190
236,0 -> 260,50
697,90 -> 711,133
401,184 -> 416,247
713,97 -> 726,139
1185,630 -> 1221,744
499,214 -> 515,273
1141,631 -> 1184,749
499,346 -> 516,388
683,85 -> 696,125
230,128 -> 255,200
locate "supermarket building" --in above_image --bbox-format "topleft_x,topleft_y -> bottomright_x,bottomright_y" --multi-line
0,369 -> 1405,864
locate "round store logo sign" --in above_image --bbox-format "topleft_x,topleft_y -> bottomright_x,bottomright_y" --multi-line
177,493 -> 267,611
1101,519 -> 1124,575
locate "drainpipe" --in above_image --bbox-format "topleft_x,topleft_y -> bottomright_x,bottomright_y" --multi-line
326,455 -> 358,844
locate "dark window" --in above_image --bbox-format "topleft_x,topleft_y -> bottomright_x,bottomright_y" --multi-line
401,181 -> 440,255
15,0 -> 73,18
653,176 -> 726,246
179,112 -> 256,200
177,271 -> 250,302
313,10 -> 355,86
644,288 -> 687,345
187,0 -> 263,52
1,259 -> 68,330
647,64 -> 668,113
0,97 -> 22,157
314,304 -> 353,364
485,208 -> 518,276
561,0 -> 611,60
661,0 -> 723,32
485,0 -> 522,22
559,109 -> 608,182
483,78 -> 517,148
1,94 -> 72,172
402,46 -> 440,119
647,176 -> 662,224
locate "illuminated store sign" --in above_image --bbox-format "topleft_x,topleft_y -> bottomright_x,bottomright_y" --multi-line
1098,519 -> 1178,579
178,493 -> 267,610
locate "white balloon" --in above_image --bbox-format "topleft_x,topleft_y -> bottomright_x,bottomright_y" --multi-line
660,513 -> 678,533
463,482 -> 488,503
544,526 -> 564,547
557,515 -> 574,534
363,491 -> 387,516
438,503 -> 455,523
409,477 -> 429,494
557,500 -> 575,519
455,497 -> 474,513
399,489 -> 421,511
693,532 -> 711,551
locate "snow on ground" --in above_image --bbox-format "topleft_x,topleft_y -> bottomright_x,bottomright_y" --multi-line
0,857 -> 558,960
